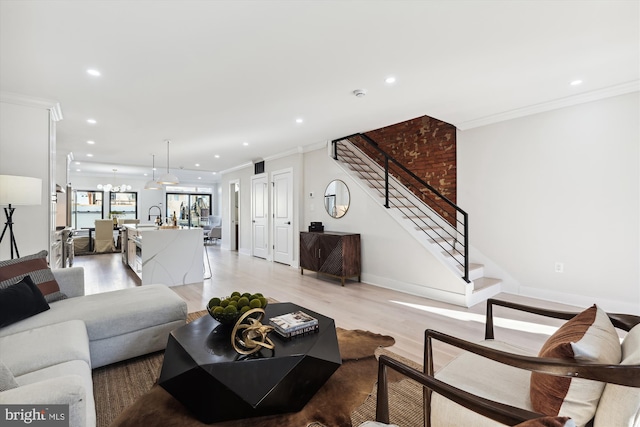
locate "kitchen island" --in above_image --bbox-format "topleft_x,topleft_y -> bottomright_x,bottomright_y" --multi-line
122,224 -> 203,286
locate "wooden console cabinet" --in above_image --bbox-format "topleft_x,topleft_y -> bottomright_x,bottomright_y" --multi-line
300,231 -> 361,286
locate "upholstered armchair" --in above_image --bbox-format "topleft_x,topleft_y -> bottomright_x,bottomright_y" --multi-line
93,219 -> 115,253
367,299 -> 640,427
203,215 -> 221,243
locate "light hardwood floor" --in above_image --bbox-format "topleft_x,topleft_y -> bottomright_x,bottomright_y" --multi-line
73,245 -> 579,369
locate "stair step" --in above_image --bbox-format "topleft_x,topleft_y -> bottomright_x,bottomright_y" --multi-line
455,262 -> 484,281
472,277 -> 501,292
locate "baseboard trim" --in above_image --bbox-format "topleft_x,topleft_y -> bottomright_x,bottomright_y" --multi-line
361,273 -> 470,307
516,286 -> 640,315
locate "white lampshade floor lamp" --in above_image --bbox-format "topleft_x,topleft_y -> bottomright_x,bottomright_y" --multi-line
0,175 -> 42,259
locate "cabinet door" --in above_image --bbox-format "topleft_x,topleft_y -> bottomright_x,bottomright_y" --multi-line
127,240 -> 137,268
317,234 -> 344,275
299,232 -> 318,270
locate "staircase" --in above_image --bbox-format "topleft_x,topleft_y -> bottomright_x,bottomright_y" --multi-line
331,136 -> 501,307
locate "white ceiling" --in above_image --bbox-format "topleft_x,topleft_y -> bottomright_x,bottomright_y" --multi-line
1,1 -> 638,185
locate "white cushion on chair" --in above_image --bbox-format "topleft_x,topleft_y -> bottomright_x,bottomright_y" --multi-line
593,324 -> 640,427
430,340 -> 535,427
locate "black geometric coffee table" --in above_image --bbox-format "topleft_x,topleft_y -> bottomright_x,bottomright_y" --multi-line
158,302 -> 342,423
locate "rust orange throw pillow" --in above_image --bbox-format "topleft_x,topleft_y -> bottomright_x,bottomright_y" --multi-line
0,250 -> 65,303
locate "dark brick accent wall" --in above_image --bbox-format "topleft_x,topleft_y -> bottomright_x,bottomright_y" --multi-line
352,115 -> 457,224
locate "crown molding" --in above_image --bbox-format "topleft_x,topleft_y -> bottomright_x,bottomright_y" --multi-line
220,161 -> 253,176
456,81 -> 640,131
0,91 -> 63,121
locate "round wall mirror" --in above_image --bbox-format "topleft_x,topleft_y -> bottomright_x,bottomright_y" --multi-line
324,179 -> 350,218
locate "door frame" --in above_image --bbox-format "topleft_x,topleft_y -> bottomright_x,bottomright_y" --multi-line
227,179 -> 240,251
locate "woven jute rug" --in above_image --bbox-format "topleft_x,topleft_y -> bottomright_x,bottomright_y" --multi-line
92,311 -> 401,427
350,347 -> 424,427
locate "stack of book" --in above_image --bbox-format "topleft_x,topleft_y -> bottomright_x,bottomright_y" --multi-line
269,311 -> 319,339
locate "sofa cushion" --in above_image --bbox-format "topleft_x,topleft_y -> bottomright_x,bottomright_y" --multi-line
530,305 -> 621,426
0,320 -> 90,376
0,285 -> 186,342
9,361 -> 95,427
0,275 -> 49,327
0,359 -> 18,391
593,323 -> 640,427
0,250 -> 66,303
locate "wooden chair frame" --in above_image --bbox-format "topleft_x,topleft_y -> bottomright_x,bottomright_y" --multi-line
374,298 -> 640,427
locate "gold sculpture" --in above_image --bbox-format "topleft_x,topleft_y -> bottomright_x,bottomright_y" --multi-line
231,308 -> 275,355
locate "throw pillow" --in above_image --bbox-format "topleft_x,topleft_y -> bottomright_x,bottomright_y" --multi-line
515,417 -> 575,427
593,323 -> 640,427
0,275 -> 50,327
0,250 -> 66,303
530,305 -> 621,426
0,359 -> 19,392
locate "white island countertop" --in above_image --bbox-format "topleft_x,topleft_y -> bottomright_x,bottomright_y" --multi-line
124,224 -> 203,286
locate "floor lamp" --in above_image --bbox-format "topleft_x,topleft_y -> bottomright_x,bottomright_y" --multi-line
0,175 -> 42,259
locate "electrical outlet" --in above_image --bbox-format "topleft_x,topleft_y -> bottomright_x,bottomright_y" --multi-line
309,192 -> 314,198
554,262 -> 564,273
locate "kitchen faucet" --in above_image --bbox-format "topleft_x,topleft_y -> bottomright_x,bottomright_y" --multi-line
148,205 -> 163,224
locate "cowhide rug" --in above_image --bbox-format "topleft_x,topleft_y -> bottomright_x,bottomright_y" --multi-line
109,328 -> 395,427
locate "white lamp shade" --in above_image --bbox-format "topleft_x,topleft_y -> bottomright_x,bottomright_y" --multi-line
144,179 -> 163,190
0,175 -> 42,206
157,173 -> 179,185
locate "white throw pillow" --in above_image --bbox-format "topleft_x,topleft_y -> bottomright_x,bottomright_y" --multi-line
593,324 -> 640,427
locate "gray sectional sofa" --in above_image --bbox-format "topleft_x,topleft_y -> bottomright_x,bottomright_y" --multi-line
0,267 -> 188,427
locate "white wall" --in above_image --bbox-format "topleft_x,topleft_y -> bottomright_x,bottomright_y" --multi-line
458,93 -> 640,314
0,100 -> 51,260
303,147 -> 464,299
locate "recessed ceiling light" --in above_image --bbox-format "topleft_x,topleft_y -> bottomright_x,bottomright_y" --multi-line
198,177 -> 202,180
87,140 -> 95,145
214,154 -> 220,159
212,172 -> 217,175
385,76 -> 396,84
75,161 -> 81,165
87,119 -> 97,124
296,118 -> 303,124
195,163 -> 200,167
76,169 -> 81,172
570,80 -> 583,86
86,153 -> 93,157
243,142 -> 249,146
87,69 -> 101,77
143,173 -> 148,177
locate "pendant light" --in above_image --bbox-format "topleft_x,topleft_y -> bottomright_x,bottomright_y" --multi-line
157,140 -> 179,185
98,169 -> 131,192
144,154 -> 163,190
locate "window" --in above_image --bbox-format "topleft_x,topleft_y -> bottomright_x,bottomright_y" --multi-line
109,192 -> 138,220
166,192 -> 211,227
72,190 -> 104,229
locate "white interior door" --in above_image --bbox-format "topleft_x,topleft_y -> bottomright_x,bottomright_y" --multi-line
251,174 -> 268,259
272,168 -> 293,265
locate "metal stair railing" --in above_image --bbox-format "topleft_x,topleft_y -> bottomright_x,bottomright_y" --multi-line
332,134 -> 470,283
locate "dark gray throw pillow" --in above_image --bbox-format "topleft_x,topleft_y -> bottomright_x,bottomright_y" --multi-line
0,275 -> 50,327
